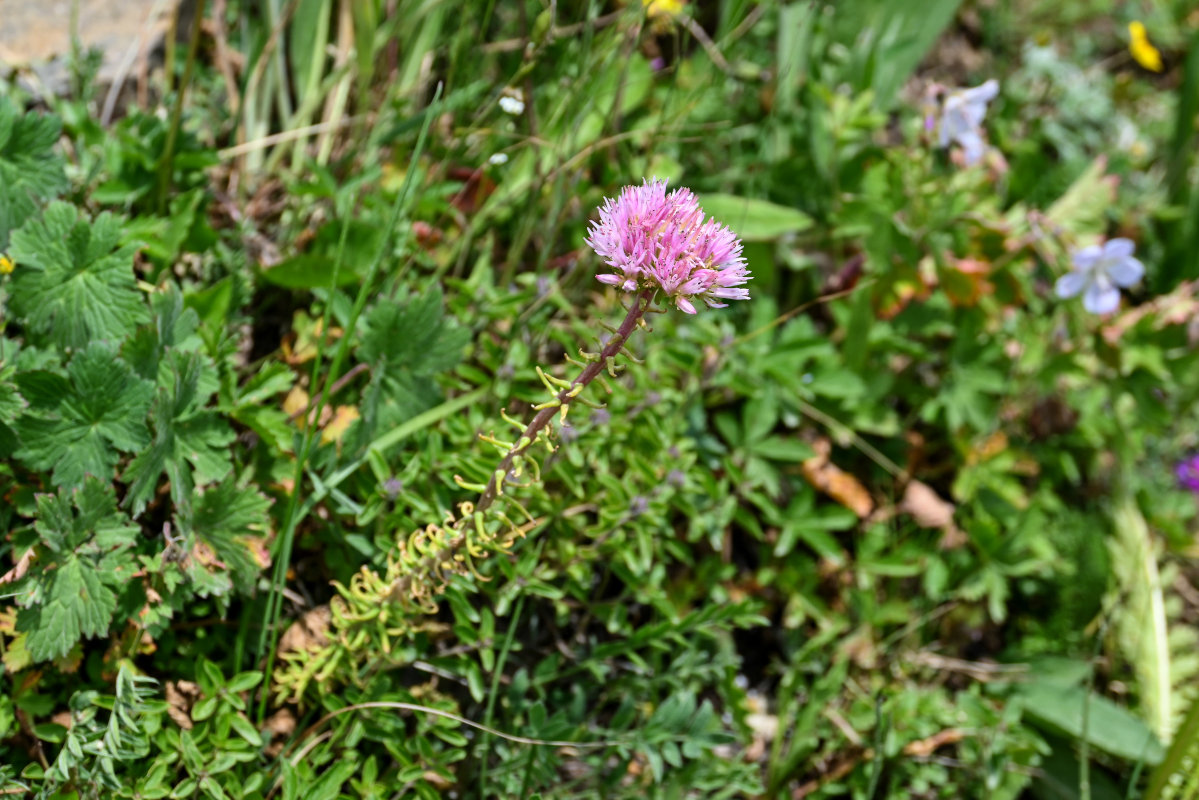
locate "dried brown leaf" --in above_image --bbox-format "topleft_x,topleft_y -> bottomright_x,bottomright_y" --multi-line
278,605 -> 332,656
900,481 -> 955,529
802,439 -> 874,518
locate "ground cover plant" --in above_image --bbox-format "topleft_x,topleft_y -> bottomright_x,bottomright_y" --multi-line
2,0 -> 1199,797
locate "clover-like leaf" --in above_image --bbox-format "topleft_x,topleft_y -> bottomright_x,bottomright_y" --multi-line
8,202 -> 149,350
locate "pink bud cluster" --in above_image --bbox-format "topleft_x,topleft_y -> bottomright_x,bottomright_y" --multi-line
585,179 -> 751,314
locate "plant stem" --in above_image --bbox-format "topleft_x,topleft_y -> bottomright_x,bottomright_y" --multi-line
386,287 -> 655,602
475,287 -> 654,513
157,0 -> 207,214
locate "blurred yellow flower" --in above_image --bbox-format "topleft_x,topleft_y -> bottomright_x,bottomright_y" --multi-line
643,0 -> 685,19
1129,21 -> 1163,72
0,255 -> 13,275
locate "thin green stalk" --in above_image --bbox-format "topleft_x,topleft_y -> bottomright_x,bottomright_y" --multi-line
1162,25 -> 1199,288
477,595 -> 525,798
157,0 -> 208,214
255,83 -> 444,721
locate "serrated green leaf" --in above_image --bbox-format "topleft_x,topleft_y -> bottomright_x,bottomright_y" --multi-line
123,351 -> 234,516
0,368 -> 25,458
14,343 -> 153,490
12,369 -> 70,410
359,288 -> 470,381
125,283 -> 205,381
0,371 -> 24,424
14,482 -> 137,662
188,478 -> 271,593
18,558 -> 115,663
355,289 -> 471,438
34,476 -> 139,555
0,97 -> 67,248
9,202 -> 149,349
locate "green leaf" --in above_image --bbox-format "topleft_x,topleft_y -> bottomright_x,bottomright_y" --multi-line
34,476 -> 140,555
124,283 -> 205,381
228,712 -> 262,746
225,671 -> 264,693
187,478 -> 271,593
306,761 -> 358,800
1015,683 -> 1165,765
0,97 -> 67,248
0,370 -> 24,424
123,188 -> 206,263
260,254 -> 362,289
355,289 -> 471,438
0,367 -> 26,458
810,368 -> 867,400
12,369 -> 70,410
14,343 -> 153,490
696,194 -> 813,241
123,351 -> 234,516
18,558 -> 116,663
185,276 -> 235,333
9,202 -> 149,349
258,219 -> 379,289
14,478 -> 137,663
855,0 -> 965,107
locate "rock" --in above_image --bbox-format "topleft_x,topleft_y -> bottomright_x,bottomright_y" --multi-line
0,0 -> 183,96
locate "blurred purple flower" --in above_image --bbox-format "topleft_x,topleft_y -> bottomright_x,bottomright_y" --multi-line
585,178 -> 751,314
629,495 -> 650,516
937,79 -> 999,166
1177,455 -> 1199,493
1055,238 -> 1145,314
559,422 -> 580,444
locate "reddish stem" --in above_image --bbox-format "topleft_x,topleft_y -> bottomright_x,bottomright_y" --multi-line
474,287 -> 656,513
386,288 -> 656,604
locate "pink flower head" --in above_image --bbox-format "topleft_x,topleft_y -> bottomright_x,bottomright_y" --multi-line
585,179 -> 751,313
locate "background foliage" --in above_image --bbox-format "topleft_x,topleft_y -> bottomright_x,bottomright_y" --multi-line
2,0 -> 1199,797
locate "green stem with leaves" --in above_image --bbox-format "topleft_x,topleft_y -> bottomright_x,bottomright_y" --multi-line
385,287 -> 656,603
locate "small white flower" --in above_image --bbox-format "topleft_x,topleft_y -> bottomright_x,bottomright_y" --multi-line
938,79 -> 999,166
488,152 -> 509,165
498,95 -> 525,115
1055,238 -> 1145,314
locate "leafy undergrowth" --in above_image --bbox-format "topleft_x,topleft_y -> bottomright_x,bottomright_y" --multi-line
2,1 -> 1199,798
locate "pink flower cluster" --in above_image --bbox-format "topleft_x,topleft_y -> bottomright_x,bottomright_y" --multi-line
585,179 -> 751,314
